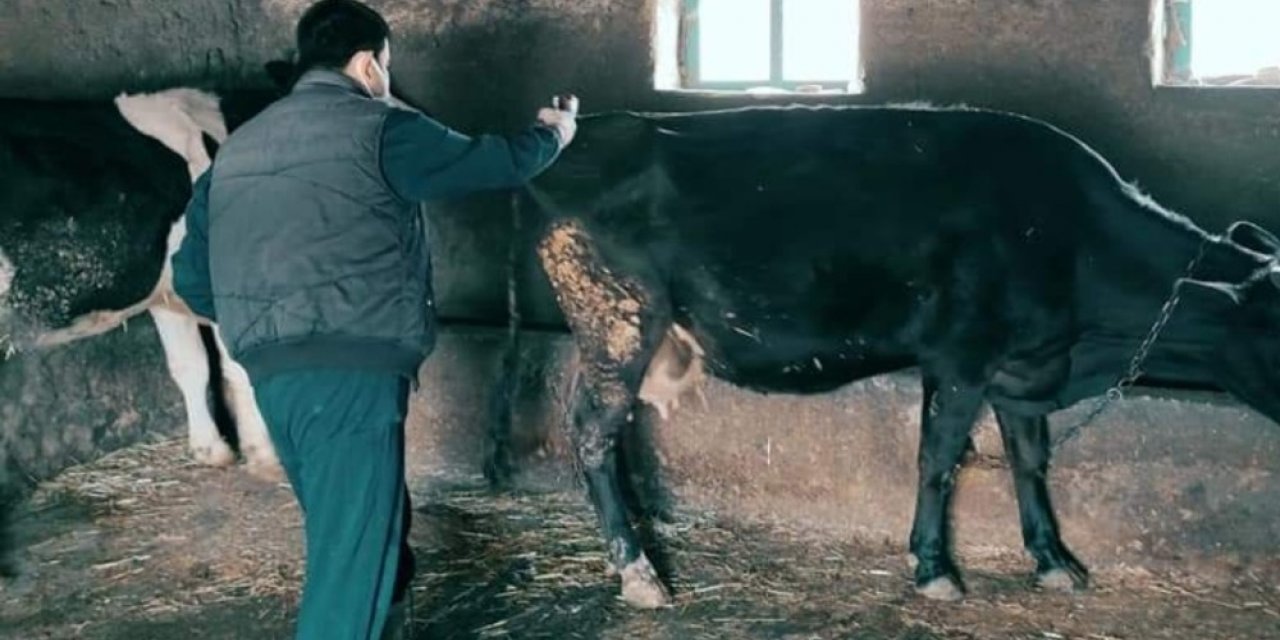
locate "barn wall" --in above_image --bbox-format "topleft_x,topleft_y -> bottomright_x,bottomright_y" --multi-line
0,324 -> 186,490
3,0 -> 1280,567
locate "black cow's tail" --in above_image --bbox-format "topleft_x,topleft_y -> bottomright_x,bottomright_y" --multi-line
484,191 -> 525,490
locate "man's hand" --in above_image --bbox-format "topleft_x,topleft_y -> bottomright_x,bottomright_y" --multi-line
538,94 -> 579,148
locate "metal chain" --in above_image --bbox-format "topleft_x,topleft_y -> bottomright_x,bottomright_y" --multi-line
1050,238 -> 1210,450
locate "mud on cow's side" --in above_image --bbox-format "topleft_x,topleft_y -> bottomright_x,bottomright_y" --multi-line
0,74 -> 288,572
489,104 -> 1280,607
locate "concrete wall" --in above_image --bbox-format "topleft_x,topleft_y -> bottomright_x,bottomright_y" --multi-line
0,324 -> 186,490
2,0 -> 1280,565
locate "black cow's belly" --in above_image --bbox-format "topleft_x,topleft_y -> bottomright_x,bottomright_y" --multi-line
669,255 -> 920,395
692,325 -> 916,394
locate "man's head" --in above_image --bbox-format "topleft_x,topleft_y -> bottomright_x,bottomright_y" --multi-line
297,0 -> 392,99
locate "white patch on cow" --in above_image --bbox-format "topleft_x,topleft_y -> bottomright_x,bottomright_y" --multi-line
0,246 -> 13,299
639,323 -> 709,421
114,88 -> 228,180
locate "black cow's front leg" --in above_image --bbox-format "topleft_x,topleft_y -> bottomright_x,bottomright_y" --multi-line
909,374 -> 984,600
569,382 -> 671,608
993,409 -> 1088,591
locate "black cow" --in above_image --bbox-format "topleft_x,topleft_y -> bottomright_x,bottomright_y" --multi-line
0,80 -> 282,574
491,104 -> 1280,607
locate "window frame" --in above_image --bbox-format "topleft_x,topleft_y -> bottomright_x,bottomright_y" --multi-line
679,0 -> 860,92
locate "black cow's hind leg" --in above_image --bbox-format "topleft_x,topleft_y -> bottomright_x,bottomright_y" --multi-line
569,381 -> 670,608
537,219 -> 672,608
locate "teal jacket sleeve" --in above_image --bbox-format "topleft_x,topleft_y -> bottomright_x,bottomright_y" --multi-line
379,109 -> 563,202
170,170 -> 217,322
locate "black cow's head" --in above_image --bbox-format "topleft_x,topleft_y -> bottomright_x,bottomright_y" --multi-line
1183,222 -> 1280,419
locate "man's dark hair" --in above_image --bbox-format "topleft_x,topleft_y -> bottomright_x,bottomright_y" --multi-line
296,0 -> 391,71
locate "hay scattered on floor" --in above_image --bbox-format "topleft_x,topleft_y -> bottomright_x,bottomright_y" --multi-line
9,437 -> 303,623
3,437 -> 1279,639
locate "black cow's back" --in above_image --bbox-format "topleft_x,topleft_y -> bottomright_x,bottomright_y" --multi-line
529,106 -> 1091,394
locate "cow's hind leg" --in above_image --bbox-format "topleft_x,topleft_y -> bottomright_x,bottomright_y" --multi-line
539,220 -> 671,608
150,308 -> 234,467
909,373 -> 984,601
618,409 -> 676,527
211,328 -> 282,482
993,409 -> 1088,591
569,378 -> 671,608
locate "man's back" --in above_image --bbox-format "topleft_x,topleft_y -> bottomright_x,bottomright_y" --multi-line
208,69 -> 432,380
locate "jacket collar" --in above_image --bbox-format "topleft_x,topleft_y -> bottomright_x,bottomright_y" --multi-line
293,68 -> 369,97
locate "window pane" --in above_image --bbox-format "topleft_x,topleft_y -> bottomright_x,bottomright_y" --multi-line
698,0 -> 771,82
783,0 -> 858,81
1191,0 -> 1280,78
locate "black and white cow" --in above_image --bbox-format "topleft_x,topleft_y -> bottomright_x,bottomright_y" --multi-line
0,84 -> 283,481
489,104 -> 1280,607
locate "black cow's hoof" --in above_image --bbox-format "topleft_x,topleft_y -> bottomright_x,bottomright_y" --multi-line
916,575 -> 965,601
620,553 -> 671,609
1035,562 -> 1089,592
1033,546 -> 1089,592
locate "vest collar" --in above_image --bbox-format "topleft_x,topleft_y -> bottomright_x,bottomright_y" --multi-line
293,68 -> 370,97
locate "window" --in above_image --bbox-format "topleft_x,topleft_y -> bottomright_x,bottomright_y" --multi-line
1157,0 -> 1280,86
655,0 -> 861,93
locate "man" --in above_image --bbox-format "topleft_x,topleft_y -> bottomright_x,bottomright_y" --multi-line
170,1 -> 577,638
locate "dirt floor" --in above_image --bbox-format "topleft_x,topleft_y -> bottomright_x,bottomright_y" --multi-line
1,439 -> 1278,639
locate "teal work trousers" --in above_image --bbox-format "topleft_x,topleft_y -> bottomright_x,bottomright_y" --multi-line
253,370 -> 416,640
